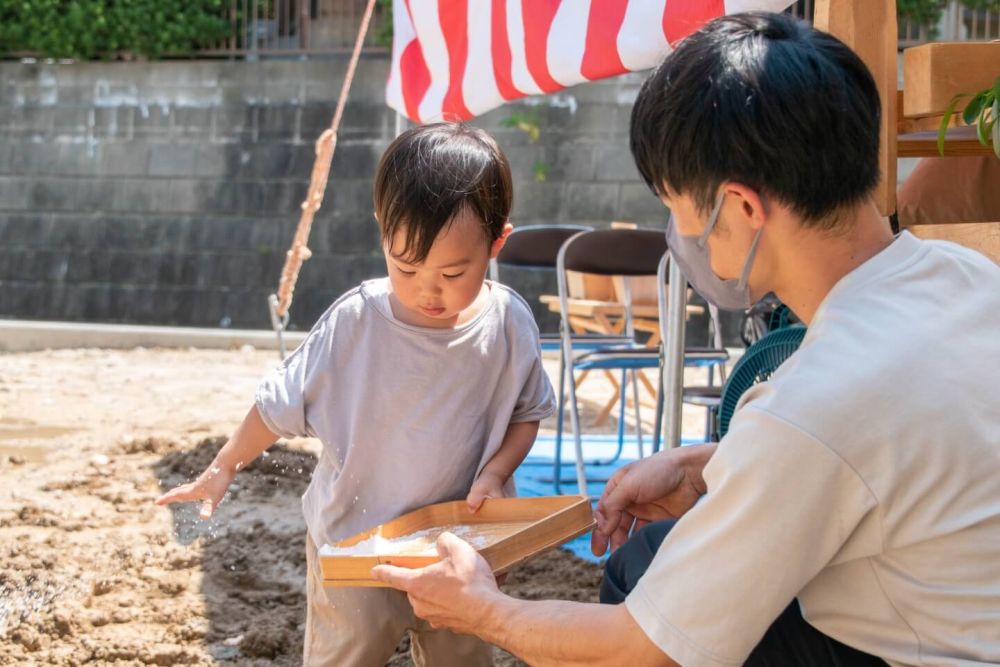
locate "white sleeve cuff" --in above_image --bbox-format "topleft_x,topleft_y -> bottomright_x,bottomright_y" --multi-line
625,583 -> 744,667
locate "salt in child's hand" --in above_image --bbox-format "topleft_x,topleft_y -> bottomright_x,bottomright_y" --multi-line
155,462 -> 236,520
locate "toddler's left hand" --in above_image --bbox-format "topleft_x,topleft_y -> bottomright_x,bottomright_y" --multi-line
466,471 -> 506,512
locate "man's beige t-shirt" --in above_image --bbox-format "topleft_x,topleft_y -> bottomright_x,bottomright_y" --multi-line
627,232 -> 1000,666
254,278 -> 555,550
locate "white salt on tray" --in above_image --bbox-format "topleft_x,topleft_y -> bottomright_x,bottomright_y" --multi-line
320,524 -> 496,557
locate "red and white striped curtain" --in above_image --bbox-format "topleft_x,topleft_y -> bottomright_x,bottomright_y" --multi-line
387,0 -> 796,123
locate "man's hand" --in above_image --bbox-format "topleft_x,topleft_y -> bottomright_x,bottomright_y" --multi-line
591,444 -> 716,557
155,461 -> 236,519
466,470 -> 507,512
373,532 -> 502,635
377,534 -> 677,666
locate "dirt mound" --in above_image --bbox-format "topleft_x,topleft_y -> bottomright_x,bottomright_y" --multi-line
1,434 -> 603,665
503,548 -> 604,603
153,437 -> 315,499
1,436 -> 311,665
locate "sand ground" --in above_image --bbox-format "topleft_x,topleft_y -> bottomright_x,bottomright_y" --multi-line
0,346 -> 712,665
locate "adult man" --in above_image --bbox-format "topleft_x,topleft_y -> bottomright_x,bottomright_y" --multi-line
375,12 -> 1000,666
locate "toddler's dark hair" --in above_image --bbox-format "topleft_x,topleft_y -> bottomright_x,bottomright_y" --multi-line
373,122 -> 513,263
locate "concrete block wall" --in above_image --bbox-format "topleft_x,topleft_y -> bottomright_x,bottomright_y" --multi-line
0,56 -> 696,336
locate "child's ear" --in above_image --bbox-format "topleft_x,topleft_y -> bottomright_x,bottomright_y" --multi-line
489,222 -> 514,259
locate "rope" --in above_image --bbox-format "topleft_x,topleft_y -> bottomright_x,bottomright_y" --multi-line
273,0 -> 379,319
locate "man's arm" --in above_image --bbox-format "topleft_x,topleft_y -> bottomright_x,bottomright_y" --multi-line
484,594 -> 677,667
467,420 -> 538,511
377,443 -> 716,664
374,533 -> 677,667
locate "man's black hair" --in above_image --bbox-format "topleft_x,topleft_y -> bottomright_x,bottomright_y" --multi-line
630,12 -> 881,228
373,122 -> 512,264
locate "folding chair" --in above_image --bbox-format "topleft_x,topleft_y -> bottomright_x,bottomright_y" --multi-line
557,229 -> 730,495
489,225 -> 635,492
557,228 -> 662,495
654,250 -> 730,448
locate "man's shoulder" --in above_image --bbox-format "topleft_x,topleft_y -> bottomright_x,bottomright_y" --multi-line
849,232 -> 999,303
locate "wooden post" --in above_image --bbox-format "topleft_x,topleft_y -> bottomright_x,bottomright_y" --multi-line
813,0 -> 898,218
300,0 -> 310,50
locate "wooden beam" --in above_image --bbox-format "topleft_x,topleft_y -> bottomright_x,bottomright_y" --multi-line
903,43 -> 1000,118
813,0 -> 898,217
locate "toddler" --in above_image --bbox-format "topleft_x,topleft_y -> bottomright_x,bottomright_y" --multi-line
157,122 -> 556,666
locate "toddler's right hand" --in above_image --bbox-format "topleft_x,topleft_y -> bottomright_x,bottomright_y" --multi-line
155,463 -> 236,520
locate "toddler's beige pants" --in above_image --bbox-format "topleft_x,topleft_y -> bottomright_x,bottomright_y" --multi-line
304,534 -> 494,666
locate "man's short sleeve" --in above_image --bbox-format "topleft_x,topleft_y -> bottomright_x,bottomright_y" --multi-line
625,407 -> 881,667
255,322 -> 331,439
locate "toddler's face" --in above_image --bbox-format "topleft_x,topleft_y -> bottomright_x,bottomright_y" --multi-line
384,209 -> 509,328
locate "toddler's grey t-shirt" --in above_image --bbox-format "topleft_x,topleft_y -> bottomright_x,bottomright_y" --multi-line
255,278 -> 555,550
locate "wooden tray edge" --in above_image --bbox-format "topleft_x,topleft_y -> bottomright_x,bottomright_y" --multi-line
489,519 -> 596,576
322,520 -> 596,588
320,495 -> 594,588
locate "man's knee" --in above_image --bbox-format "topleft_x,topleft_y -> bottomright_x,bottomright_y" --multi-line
600,520 -> 676,604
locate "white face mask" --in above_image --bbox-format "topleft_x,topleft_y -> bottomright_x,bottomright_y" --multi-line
665,192 -> 763,311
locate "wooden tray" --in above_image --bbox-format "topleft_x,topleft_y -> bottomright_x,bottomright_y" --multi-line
320,495 -> 594,587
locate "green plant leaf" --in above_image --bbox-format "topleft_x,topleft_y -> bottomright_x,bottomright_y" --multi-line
500,114 -> 520,128
502,110 -> 542,142
0,0 -> 230,59
962,91 -> 988,126
992,100 -> 1000,160
977,102 -> 992,146
938,93 -> 966,156
532,160 -> 548,182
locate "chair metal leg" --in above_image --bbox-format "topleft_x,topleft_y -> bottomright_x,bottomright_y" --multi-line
664,262 -> 688,449
568,375 -> 588,497
652,367 -> 665,453
552,349 -> 568,495
631,369 -> 644,459
701,365 -> 715,442
590,368 -> 628,467
564,351 -> 588,496
613,368 -> 627,460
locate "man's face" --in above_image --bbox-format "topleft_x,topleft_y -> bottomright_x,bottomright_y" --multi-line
658,187 -> 757,288
384,208 -> 504,329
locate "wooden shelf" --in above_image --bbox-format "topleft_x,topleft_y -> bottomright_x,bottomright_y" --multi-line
898,126 -> 995,158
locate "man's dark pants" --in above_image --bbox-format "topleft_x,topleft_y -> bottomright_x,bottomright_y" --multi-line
600,520 -> 889,666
